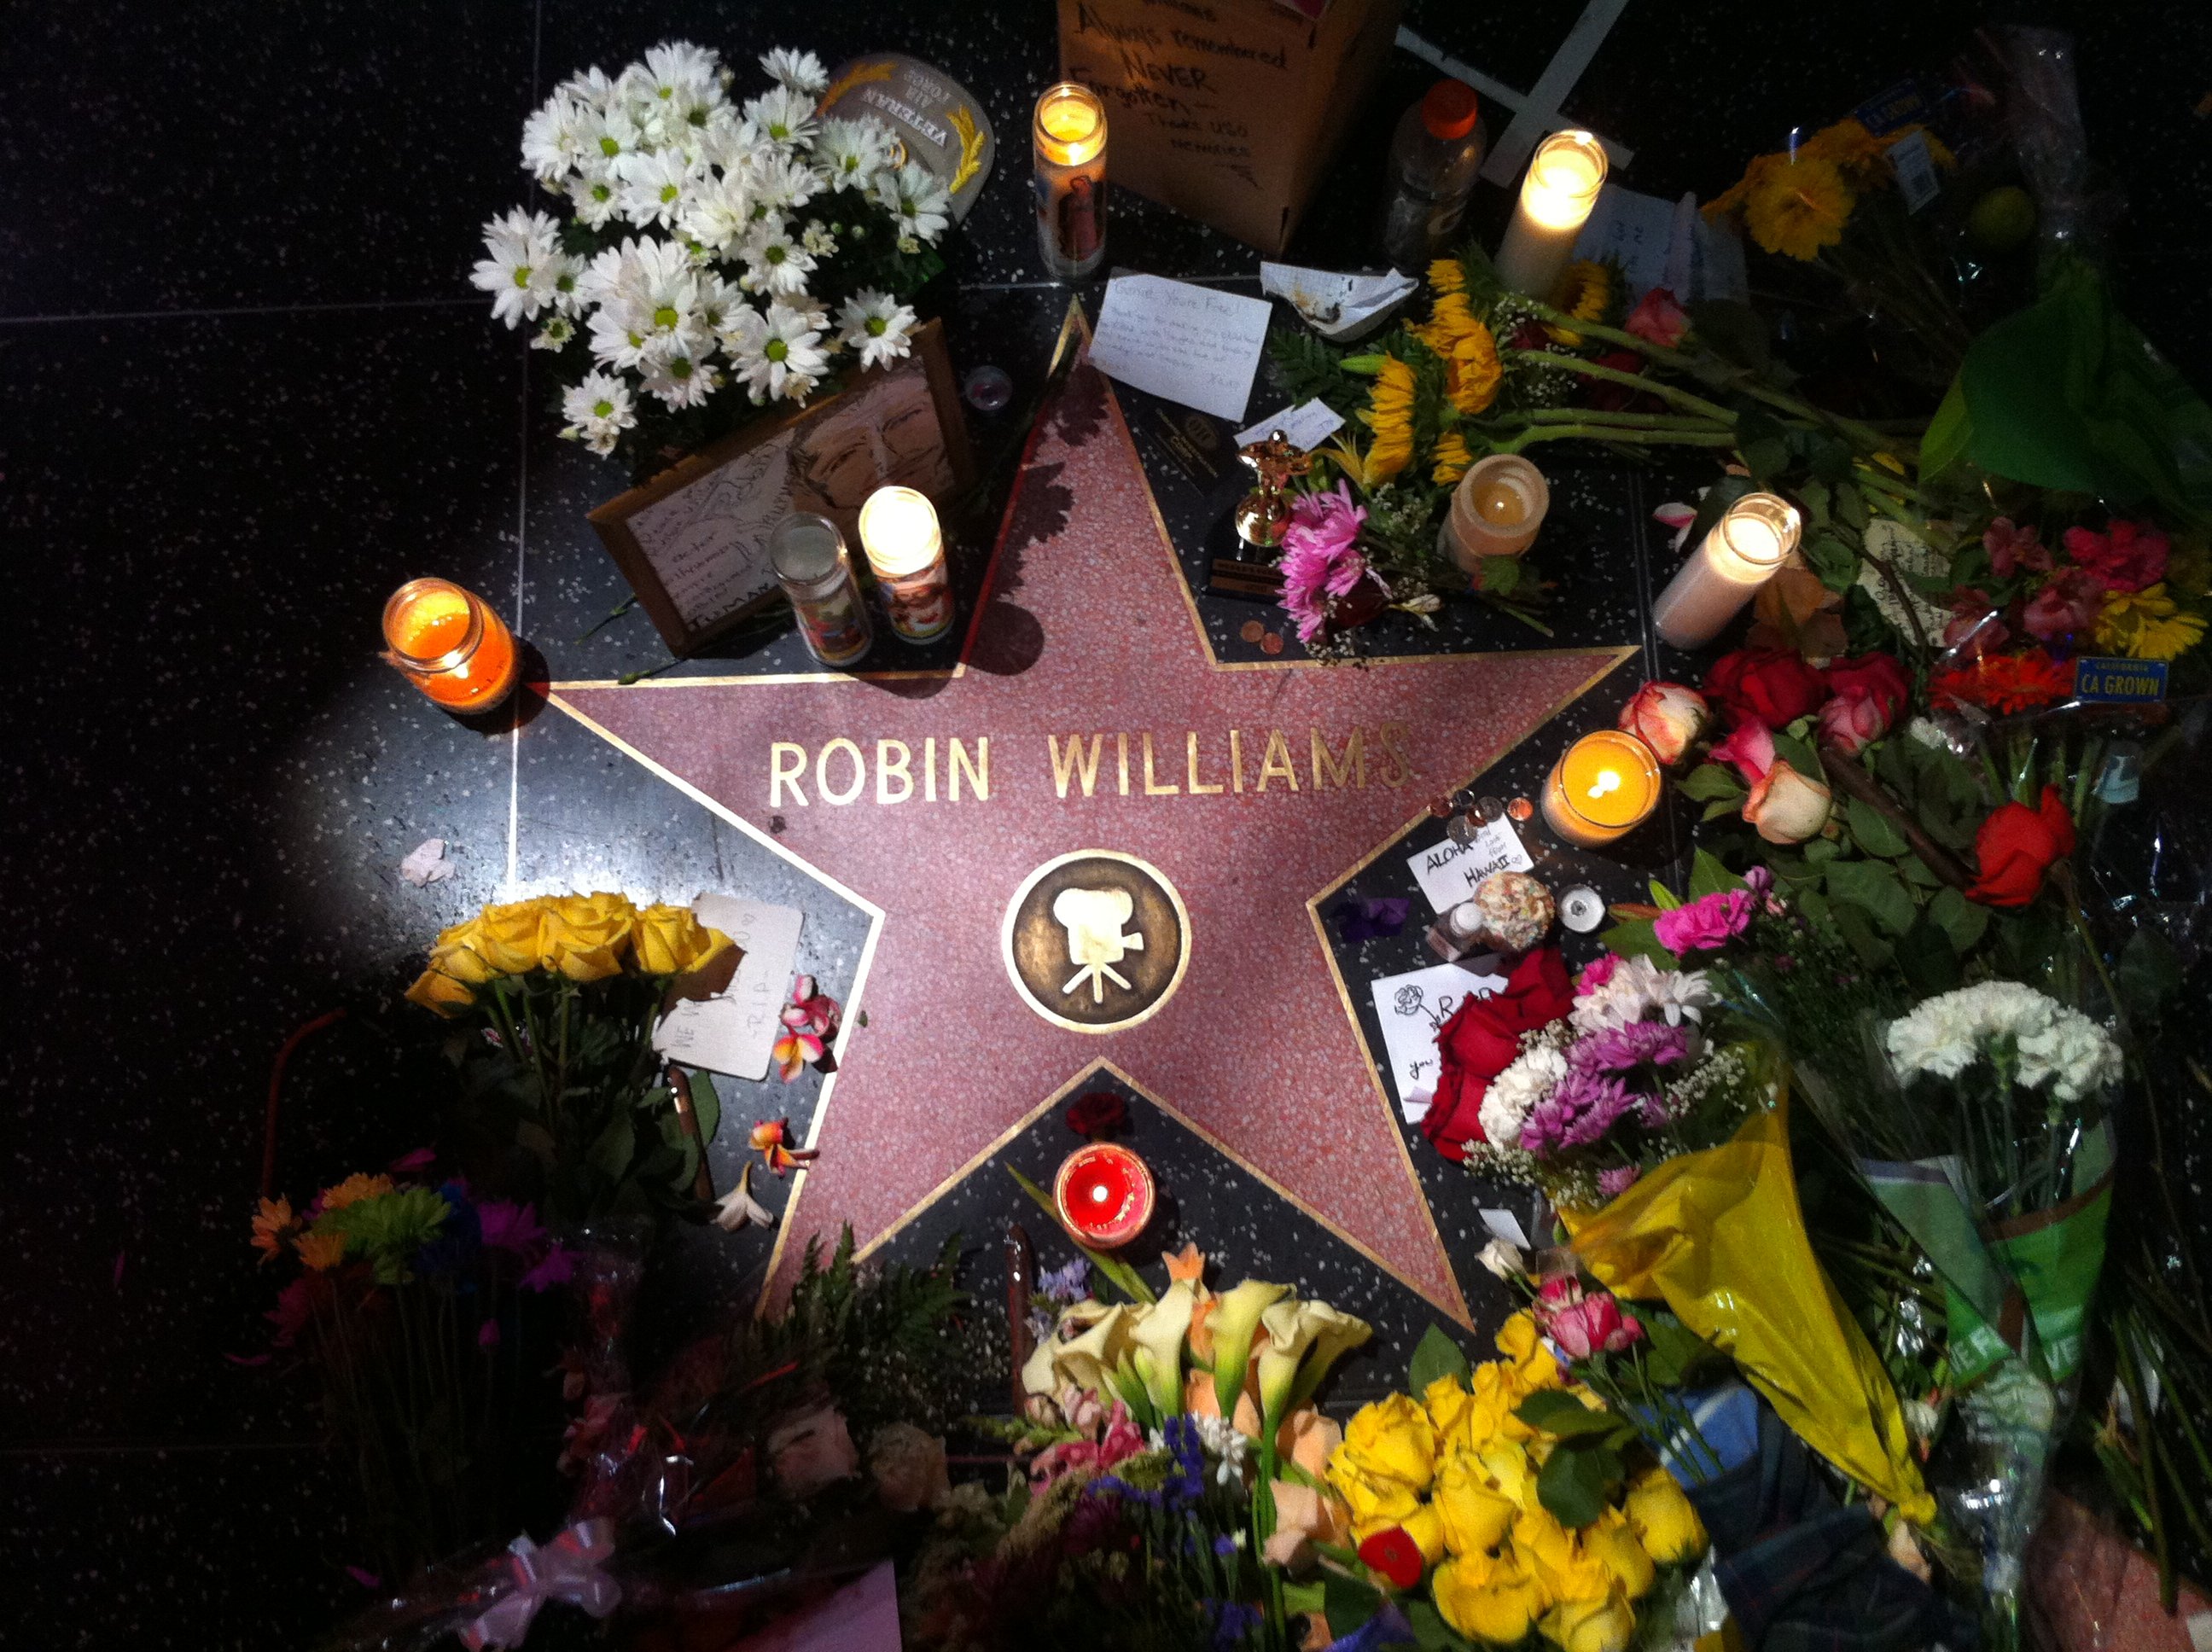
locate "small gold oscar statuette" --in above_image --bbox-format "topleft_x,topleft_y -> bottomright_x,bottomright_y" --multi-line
1234,429 -> 1311,550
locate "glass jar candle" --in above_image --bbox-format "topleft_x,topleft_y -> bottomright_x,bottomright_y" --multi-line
1053,1143 -> 1155,1248
1542,730 -> 1661,847
768,512 -> 874,668
381,578 -> 518,713
859,486 -> 955,644
1437,455 -> 1550,569
1033,82 -> 1108,280
1494,129 -> 1609,298
1651,492 -> 1801,649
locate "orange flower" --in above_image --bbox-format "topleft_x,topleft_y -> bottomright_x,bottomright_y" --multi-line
251,1196 -> 296,1265
296,1230 -> 349,1271
1932,649 -> 2071,715
1163,1242 -> 1206,1285
319,1172 -> 394,1213
750,1118 -> 819,1177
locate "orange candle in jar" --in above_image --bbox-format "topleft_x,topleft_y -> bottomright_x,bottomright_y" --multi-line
381,578 -> 518,713
1542,730 -> 1661,847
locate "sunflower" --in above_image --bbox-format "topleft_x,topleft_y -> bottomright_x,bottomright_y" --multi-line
1743,154 -> 1855,260
1428,256 -> 1466,298
1544,260 -> 1611,346
1358,357 -> 1417,480
2097,582 -> 2206,660
1413,288 -> 1481,355
1445,323 -> 1502,416
1432,430 -> 1474,486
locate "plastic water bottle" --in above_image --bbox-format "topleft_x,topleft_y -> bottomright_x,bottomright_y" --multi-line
1381,80 -> 1487,272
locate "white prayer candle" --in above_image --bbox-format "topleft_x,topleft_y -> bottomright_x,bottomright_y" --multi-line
1651,492 -> 1802,649
859,486 -> 954,643
1493,130 -> 1608,298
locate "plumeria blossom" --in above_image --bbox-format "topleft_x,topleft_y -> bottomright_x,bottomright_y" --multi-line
838,289 -> 917,369
750,1118 -> 821,1175
713,1161 -> 777,1230
770,974 -> 841,1079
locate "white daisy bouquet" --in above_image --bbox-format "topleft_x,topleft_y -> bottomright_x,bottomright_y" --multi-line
471,42 -> 952,475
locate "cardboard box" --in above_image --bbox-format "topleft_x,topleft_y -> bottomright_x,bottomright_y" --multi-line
1057,0 -> 1402,254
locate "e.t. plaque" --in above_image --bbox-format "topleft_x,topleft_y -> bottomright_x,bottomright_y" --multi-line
1002,850 -> 1190,1033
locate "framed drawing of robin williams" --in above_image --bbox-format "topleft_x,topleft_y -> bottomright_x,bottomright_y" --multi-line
586,317 -> 974,656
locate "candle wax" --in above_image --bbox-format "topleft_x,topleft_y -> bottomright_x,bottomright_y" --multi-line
1558,733 -> 1656,828
1474,480 -> 1528,526
390,587 -> 515,711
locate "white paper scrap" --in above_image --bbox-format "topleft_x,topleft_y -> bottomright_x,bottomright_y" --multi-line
1259,262 -> 1418,341
650,894 -> 804,1081
1367,960 -> 1508,1120
1406,820 -> 1534,916
1234,398 -> 1345,452
1087,275 -> 1271,422
399,839 -> 456,887
1572,183 -> 1747,305
1480,1208 -> 1533,1250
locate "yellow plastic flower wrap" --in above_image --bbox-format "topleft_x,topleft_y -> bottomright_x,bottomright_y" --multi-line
1557,1088 -> 1935,1525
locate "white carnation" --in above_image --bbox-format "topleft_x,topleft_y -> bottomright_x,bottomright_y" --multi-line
1883,980 -> 2121,1102
1480,1035 -> 1569,1148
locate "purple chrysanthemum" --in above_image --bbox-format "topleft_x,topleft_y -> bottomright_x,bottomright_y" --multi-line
1572,1021 -> 1692,1074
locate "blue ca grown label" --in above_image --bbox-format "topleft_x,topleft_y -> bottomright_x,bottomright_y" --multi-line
2073,656 -> 2167,702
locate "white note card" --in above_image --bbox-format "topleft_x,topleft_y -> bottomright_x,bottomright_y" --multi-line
1367,960 -> 1508,1121
1406,820 -> 1534,916
650,894 -> 804,1080
1234,398 -> 1345,452
626,442 -> 792,629
1087,275 -> 1272,422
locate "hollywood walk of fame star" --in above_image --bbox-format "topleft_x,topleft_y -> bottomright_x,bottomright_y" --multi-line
546,358 -> 1633,1320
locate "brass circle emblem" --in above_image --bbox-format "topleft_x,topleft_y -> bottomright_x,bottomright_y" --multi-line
1001,850 -> 1191,1034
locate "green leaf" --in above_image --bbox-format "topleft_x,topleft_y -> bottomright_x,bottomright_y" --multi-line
1702,799 -> 1742,823
1648,880 -> 1685,911
1845,795 -> 1911,858
1836,482 -> 1871,532
1536,1438 -> 1621,1527
1514,1390 -> 1617,1437
1406,1600 -> 1475,1651
1598,918 -> 1672,965
687,1069 -> 720,1146
1770,730 -> 1822,778
1920,375 -> 1973,480
1005,1166 -> 1156,1304
1409,1324 -> 1472,1394
1685,300 -> 1772,373
1640,1312 -> 1726,1387
587,1110 -> 635,1181
1324,1570 -> 1386,1635
1679,764 -> 1746,804
1827,899 -> 1895,969
1687,848 -> 1749,899
1926,886 -> 1990,955
1825,858 -> 1917,936
1898,854 -> 1942,887
1804,836 -> 1840,865
1477,555 -> 1523,597
1804,531 -> 1860,592
1897,916 -> 1963,995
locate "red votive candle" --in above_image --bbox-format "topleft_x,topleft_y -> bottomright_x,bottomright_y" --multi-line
1053,1143 -> 1155,1248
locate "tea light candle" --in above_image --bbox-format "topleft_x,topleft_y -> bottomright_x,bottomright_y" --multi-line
858,485 -> 954,643
1494,130 -> 1609,298
1437,455 -> 1550,569
1651,492 -> 1802,649
381,577 -> 518,714
1053,1143 -> 1155,1248
1542,730 -> 1661,847
1033,82 -> 1108,280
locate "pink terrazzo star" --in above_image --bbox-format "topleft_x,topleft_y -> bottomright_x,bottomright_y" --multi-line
550,361 -> 1633,1320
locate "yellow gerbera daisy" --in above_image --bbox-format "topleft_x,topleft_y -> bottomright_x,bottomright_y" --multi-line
1798,119 -> 1887,183
1544,260 -> 1611,346
320,1172 -> 395,1213
1429,256 -> 1466,298
1432,430 -> 1474,486
1743,155 -> 1855,260
2097,583 -> 2206,661
296,1230 -> 349,1272
1447,324 -> 1502,416
1357,357 -> 1417,481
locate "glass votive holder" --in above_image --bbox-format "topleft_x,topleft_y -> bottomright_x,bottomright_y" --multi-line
1054,1143 -> 1155,1248
1033,82 -> 1108,280
1438,455 -> 1550,571
381,578 -> 518,714
858,486 -> 955,644
768,512 -> 874,669
1542,730 -> 1661,847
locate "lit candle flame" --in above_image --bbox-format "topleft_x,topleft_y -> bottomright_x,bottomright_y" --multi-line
1586,769 -> 1622,801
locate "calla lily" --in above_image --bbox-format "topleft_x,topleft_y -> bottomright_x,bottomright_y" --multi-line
1126,1278 -> 1197,1417
1256,1297 -> 1373,1424
1209,1279 -> 1289,1415
1022,1300 -> 1113,1398
1052,1302 -> 1132,1399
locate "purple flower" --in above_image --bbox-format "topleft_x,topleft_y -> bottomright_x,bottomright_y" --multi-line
478,1201 -> 547,1255
1653,889 -> 1755,956
1573,1021 -> 1692,1073
1037,1258 -> 1091,1301
520,1242 -> 574,1294
1520,1070 -> 1637,1157
1598,1165 -> 1642,1198
1278,483 -> 1368,643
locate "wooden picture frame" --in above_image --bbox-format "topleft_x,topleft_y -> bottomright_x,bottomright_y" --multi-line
586,317 -> 974,655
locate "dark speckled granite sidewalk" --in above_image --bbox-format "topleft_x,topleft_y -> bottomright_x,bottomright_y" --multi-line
3,1 -> 2208,1644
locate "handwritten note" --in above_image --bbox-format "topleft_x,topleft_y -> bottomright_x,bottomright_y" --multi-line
650,894 -> 804,1080
626,440 -> 793,629
1088,275 -> 1271,422
1406,820 -> 1534,916
1235,398 -> 1345,452
1368,960 -> 1508,1121
1574,183 -> 1748,305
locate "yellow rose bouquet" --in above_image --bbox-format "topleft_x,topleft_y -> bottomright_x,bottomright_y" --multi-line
404,893 -> 735,1222
1318,1312 -> 1706,1652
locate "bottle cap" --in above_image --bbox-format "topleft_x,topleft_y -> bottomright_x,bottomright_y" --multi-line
1422,79 -> 1481,141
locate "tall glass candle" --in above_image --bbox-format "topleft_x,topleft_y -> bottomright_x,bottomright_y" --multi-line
1543,730 -> 1660,847
1054,1143 -> 1155,1248
858,485 -> 954,643
1033,83 -> 1107,280
1651,492 -> 1802,649
381,578 -> 518,713
769,512 -> 874,668
1437,455 -> 1550,569
1493,130 -> 1609,298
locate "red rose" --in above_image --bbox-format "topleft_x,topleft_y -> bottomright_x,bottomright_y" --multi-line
1358,1527 -> 1425,1591
1624,288 -> 1691,349
1965,786 -> 2076,908
1822,653 -> 1909,721
1704,649 -> 1827,729
2064,520 -> 2168,592
2023,568 -> 2105,644
1419,947 -> 1574,1161
1065,1091 -> 1128,1138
